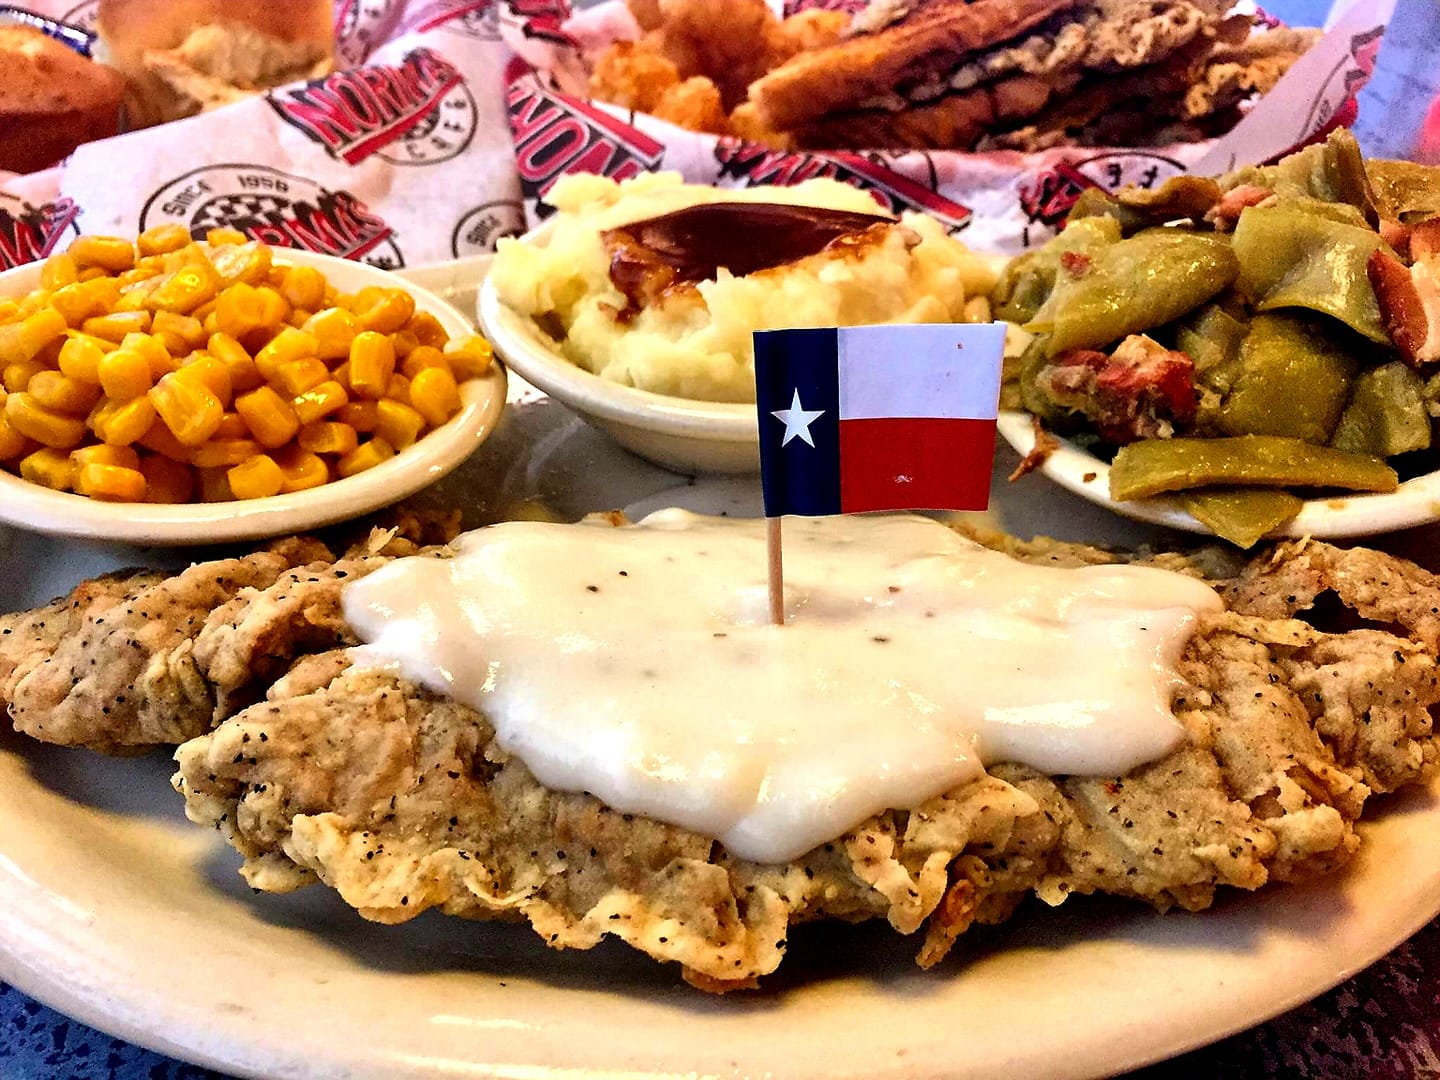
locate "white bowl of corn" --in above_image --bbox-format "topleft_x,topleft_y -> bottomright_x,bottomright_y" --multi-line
0,229 -> 506,544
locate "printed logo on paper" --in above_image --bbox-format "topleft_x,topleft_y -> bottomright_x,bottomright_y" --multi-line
714,142 -> 973,232
139,165 -> 405,268
334,0 -> 403,67
1016,151 -> 1185,247
501,0 -> 577,48
59,1 -> 99,31
452,200 -> 525,256
403,0 -> 501,40
1297,24 -> 1384,149
506,61 -> 665,216
0,194 -> 81,270
268,48 -> 478,167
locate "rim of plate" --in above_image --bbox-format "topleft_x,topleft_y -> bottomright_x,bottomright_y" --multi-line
995,410 -> 1440,539
478,224 -> 757,443
0,250 -> 507,545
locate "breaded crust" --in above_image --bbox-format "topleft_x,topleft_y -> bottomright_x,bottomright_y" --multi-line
749,0 -> 1081,130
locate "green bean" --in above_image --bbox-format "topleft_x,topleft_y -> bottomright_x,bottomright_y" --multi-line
1109,436 -> 1397,501
993,216 -> 1121,324
1224,129 -> 1377,223
1231,204 -> 1392,343
1214,313 -> 1360,443
1179,487 -> 1304,548
1367,160 -> 1440,221
1331,361 -> 1432,457
1175,300 -> 1247,398
1027,229 -> 1238,354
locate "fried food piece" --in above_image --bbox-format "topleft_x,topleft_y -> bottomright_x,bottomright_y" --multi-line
0,512 -> 460,753
588,38 -> 680,113
727,101 -> 793,148
764,9 -> 849,65
168,536 -> 1440,989
625,0 -> 664,32
651,0 -> 780,111
653,76 -> 729,135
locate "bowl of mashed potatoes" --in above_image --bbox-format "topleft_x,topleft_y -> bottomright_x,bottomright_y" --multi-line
479,172 -> 1000,473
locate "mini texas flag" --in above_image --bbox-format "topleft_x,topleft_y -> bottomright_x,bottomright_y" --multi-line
754,323 -> 1005,516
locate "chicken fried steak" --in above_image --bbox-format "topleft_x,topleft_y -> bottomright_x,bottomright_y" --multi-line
158,532 -> 1440,989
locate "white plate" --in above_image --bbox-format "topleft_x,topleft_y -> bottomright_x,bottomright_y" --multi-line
0,427 -> 1438,1080
996,410 -> 1440,539
0,251 -> 506,545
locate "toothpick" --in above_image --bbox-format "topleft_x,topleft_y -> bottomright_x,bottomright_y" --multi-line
767,516 -> 784,626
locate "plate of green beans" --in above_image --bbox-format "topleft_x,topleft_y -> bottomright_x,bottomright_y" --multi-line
995,130 -> 1440,547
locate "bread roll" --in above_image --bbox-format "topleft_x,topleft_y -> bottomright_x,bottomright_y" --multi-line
95,0 -> 334,128
0,26 -> 125,175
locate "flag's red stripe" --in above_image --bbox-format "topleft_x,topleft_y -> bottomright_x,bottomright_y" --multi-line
837,417 -> 995,513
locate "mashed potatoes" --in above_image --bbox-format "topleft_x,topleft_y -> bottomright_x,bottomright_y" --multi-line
490,173 -> 1001,403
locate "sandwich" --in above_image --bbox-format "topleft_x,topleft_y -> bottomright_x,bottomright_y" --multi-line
746,0 -> 1319,151
93,0 -> 334,128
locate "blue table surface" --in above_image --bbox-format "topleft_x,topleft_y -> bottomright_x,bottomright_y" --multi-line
0,1 -> 1393,1077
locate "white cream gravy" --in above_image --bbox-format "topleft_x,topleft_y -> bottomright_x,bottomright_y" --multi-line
342,511 -> 1223,864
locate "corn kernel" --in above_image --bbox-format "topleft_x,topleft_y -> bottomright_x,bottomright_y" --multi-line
409,366 -> 461,426
336,400 -> 379,432
191,438 -> 263,469
445,335 -> 494,380
0,299 -> 18,324
3,360 -> 47,393
40,254 -> 79,291
253,287 -> 290,335
401,346 -> 449,380
4,307 -> 67,363
286,308 -> 314,330
137,224 -> 192,257
115,332 -> 177,379
210,242 -> 273,287
69,236 -> 135,273
297,420 -> 358,456
153,311 -> 205,350
76,266 -> 109,282
97,348 -> 153,401
205,227 -> 247,247
149,373 -> 223,446
6,392 -> 86,448
50,282 -> 102,327
149,260 -> 221,315
303,307 -> 357,362
20,447 -> 74,490
14,290 -> 53,319
176,353 -> 233,406
347,331 -> 394,400
280,265 -> 326,311
28,370 -> 102,415
135,414 -> 189,459
373,399 -> 425,450
272,356 -> 329,397
71,443 -> 140,471
227,454 -> 284,500
208,332 -> 264,394
356,289 -> 416,334
82,311 -> 150,342
275,446 -> 328,492
139,454 -> 194,503
214,282 -> 268,341
291,379 -> 348,425
336,436 -> 395,478
385,372 -> 410,404
254,327 -> 318,381
58,335 -> 106,384
405,311 -> 449,350
75,462 -> 147,501
234,385 -> 300,449
198,467 -> 233,502
215,412 -> 250,439
92,396 -> 158,447
114,276 -> 161,312
0,412 -> 30,459
389,329 -> 419,358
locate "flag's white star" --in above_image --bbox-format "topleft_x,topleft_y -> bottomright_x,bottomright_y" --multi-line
770,388 -> 825,448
